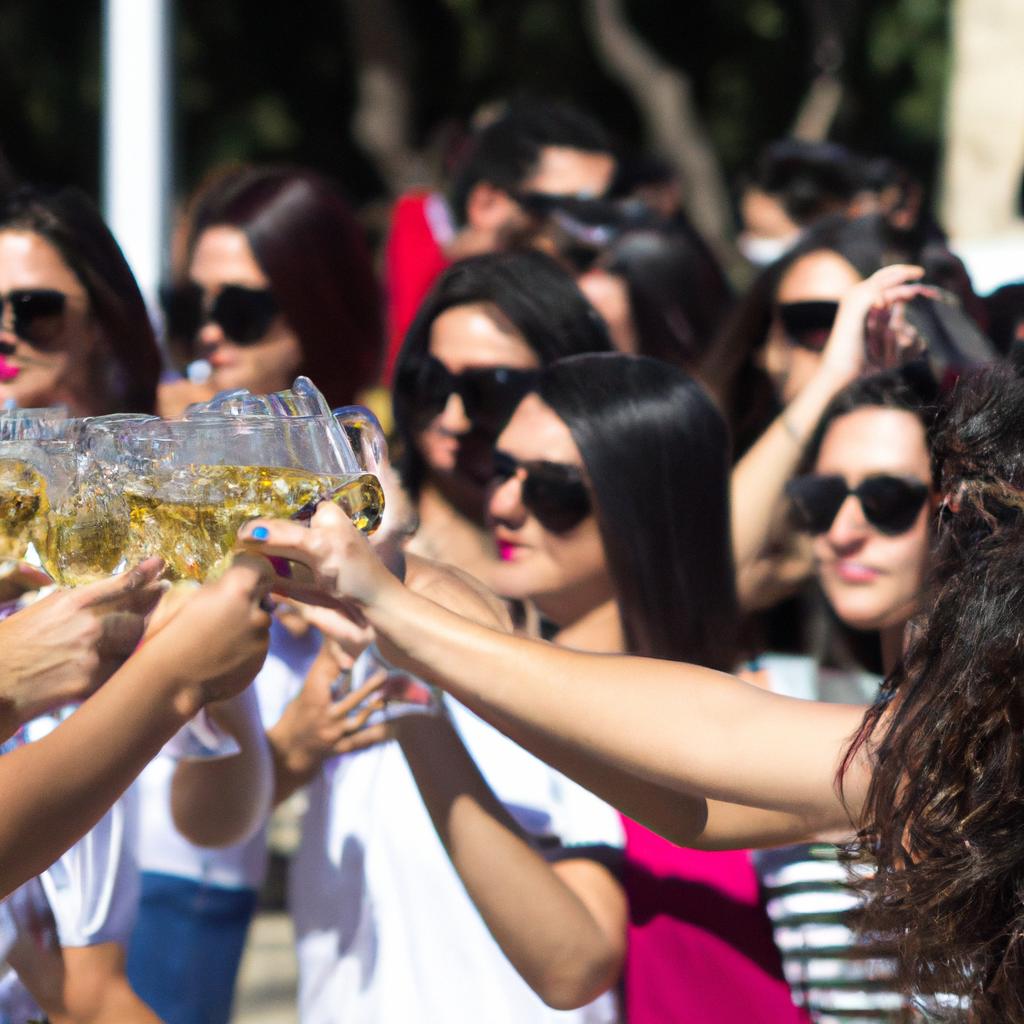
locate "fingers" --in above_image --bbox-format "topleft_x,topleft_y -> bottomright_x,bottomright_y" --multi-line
332,721 -> 393,756
75,557 -> 165,610
237,517 -> 323,568
331,670 -> 389,717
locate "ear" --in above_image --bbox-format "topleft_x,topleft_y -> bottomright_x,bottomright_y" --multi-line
464,182 -> 519,232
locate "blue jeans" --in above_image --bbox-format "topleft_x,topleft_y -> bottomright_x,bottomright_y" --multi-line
127,872 -> 258,1024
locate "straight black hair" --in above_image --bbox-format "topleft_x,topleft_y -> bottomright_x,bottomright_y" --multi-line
392,249 -> 612,498
537,353 -> 738,670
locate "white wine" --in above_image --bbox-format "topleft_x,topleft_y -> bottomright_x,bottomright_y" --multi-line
125,465 -> 385,581
0,459 -> 48,562
40,491 -> 130,586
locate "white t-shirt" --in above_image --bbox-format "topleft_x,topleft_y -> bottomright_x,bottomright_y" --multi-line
0,724 -> 139,1018
133,618 -> 320,890
289,651 -> 625,1024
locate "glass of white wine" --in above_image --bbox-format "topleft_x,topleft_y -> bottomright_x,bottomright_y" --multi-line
115,414 -> 384,581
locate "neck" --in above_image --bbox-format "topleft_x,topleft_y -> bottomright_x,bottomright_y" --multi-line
880,620 -> 909,675
553,599 -> 624,654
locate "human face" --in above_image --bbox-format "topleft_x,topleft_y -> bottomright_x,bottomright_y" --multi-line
811,407 -> 932,632
417,302 -> 540,485
0,230 -> 102,414
501,145 -> 617,252
488,394 -> 614,625
760,249 -> 862,404
189,226 -> 302,395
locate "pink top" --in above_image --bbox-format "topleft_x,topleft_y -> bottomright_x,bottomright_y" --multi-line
621,816 -> 810,1024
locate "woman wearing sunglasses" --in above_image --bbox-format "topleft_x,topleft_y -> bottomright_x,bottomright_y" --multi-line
244,359 -> 1024,1022
391,249 -> 611,590
333,354 -> 801,1022
158,165 -> 383,413
750,365 -> 939,1021
0,185 -> 160,415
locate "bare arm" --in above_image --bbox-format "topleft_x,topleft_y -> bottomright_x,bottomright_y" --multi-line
0,561 -> 272,899
395,714 -> 626,1008
243,507 -> 872,848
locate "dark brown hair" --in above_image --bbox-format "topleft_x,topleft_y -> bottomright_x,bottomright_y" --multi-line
192,166 -> 383,406
0,185 -> 160,413
841,363 -> 1024,1020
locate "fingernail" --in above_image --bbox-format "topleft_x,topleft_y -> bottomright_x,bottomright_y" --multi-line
269,556 -> 291,578
259,595 -> 277,613
250,526 -> 269,541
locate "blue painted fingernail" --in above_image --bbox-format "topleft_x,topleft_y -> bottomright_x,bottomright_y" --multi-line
250,526 -> 269,541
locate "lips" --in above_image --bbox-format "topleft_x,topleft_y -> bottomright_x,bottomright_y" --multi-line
833,560 -> 881,584
497,540 -> 518,562
0,356 -> 20,382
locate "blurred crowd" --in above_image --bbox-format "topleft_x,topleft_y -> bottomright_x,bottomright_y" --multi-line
0,95 -> 1023,1024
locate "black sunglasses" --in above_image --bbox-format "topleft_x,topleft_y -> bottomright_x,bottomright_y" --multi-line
777,300 -> 840,352
786,473 -> 930,536
491,449 -> 592,534
400,355 -> 539,436
161,283 -> 279,347
0,289 -> 68,351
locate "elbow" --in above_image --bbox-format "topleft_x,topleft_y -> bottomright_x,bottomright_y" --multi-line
532,945 -> 622,1010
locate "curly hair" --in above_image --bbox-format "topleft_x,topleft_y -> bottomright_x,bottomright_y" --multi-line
841,363 -> 1024,1021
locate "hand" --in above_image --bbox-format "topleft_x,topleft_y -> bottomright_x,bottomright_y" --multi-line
818,264 -> 936,386
139,556 -> 274,710
0,558 -> 166,734
238,501 -> 399,611
268,643 -> 392,788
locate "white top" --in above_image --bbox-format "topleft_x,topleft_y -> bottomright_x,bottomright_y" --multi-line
133,618 -> 320,890
289,649 -> 625,1024
0,721 -> 139,1019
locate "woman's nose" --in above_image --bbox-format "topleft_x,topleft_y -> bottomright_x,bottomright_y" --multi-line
197,320 -> 225,350
825,494 -> 870,552
437,391 -> 472,434
487,473 -> 527,526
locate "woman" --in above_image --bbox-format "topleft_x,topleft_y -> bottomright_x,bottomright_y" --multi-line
0,185 -> 160,415
243,358 -> 1024,1022
391,248 -> 611,587
751,365 -> 939,1021
158,164 -> 383,414
0,558 -> 273,1022
577,224 -> 734,372
461,353 -> 801,1022
278,354 -> 802,1022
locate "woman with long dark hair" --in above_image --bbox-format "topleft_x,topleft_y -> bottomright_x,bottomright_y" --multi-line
281,354 -> 801,1022
391,249 -> 611,588
158,165 -> 383,414
0,185 -> 160,414
244,360 -> 1024,1023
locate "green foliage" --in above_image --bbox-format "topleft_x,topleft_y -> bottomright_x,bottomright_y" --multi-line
0,0 -> 954,210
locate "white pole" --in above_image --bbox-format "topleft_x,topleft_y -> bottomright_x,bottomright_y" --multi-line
101,0 -> 172,316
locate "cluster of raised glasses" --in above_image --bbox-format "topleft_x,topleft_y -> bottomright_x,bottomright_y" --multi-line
0,378 -> 385,585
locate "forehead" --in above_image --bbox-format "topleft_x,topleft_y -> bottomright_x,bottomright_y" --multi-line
497,393 -> 581,465
0,230 -> 84,294
777,249 -> 861,302
427,302 -> 539,372
521,146 -> 615,199
189,225 -> 267,289
815,407 -> 930,482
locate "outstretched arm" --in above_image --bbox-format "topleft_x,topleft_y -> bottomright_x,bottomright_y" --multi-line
241,507 -> 872,848
0,560 -> 272,899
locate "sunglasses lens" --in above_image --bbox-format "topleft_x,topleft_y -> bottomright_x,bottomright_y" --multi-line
160,283 -> 203,342
786,475 -> 848,534
406,356 -> 455,422
461,368 -> 538,435
11,290 -> 66,350
490,450 -> 519,484
857,477 -> 929,534
523,468 -> 592,534
778,301 -> 839,352
213,286 -> 278,345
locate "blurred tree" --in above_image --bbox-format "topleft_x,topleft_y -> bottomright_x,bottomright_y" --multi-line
0,0 -> 953,229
